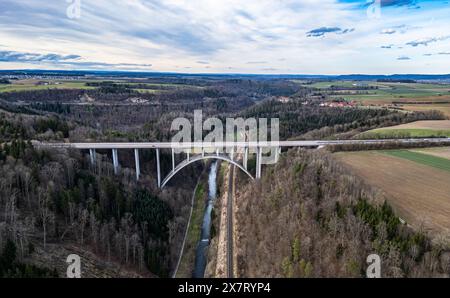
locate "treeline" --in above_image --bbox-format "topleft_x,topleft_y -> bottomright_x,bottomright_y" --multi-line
0,101 -> 39,115
66,97 -> 255,141
218,79 -> 304,97
1,78 -> 301,104
377,79 -> 416,83
326,86 -> 378,91
29,102 -> 71,115
0,240 -> 58,278
358,130 -> 450,139
326,141 -> 450,153
302,110 -> 446,140
86,81 -> 191,92
0,139 -> 30,159
0,113 -> 70,142
234,149 -> 449,277
0,116 -> 27,141
1,89 -> 85,103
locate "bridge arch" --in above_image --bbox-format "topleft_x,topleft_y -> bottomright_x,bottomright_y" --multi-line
161,155 -> 254,189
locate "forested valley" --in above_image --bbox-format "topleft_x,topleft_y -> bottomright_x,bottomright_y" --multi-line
0,76 -> 448,277
0,78 -> 303,277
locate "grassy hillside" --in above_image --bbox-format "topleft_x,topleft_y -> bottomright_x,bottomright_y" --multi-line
359,128 -> 450,139
358,121 -> 450,139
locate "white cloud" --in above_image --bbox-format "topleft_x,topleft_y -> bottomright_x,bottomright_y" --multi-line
381,28 -> 397,34
0,0 -> 449,74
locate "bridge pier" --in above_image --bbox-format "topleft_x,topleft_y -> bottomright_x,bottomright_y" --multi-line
134,149 -> 140,181
112,149 -> 120,175
244,147 -> 248,170
275,147 -> 281,163
36,139 -> 450,189
256,147 -> 262,179
156,149 -> 161,188
89,149 -> 96,166
172,149 -> 175,171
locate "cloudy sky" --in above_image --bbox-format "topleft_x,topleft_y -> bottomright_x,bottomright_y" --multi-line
0,0 -> 449,74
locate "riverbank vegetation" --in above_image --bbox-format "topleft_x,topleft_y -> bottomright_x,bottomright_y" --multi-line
175,172 -> 208,278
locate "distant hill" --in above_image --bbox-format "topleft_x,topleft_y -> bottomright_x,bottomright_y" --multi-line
1,70 -> 450,81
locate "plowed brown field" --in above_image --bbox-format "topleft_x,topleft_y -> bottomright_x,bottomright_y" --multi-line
336,151 -> 450,238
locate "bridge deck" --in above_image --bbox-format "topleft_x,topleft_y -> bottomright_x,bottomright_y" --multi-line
32,138 -> 450,149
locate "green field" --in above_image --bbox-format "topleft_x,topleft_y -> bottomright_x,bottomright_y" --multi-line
0,80 -> 204,94
0,81 -> 96,93
382,150 -> 450,173
358,128 -> 450,139
294,80 -> 450,104
340,84 -> 450,103
134,89 -> 162,94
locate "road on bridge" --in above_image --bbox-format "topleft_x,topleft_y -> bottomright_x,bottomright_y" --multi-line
32,138 -> 450,150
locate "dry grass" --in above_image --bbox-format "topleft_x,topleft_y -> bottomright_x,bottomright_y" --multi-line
336,151 -> 450,238
357,120 -> 450,138
377,120 -> 450,130
402,104 -> 450,118
411,147 -> 450,160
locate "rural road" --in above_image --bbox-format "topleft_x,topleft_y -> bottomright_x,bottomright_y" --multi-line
227,165 -> 235,278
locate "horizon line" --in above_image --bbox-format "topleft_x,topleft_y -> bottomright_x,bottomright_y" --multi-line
1,69 -> 450,77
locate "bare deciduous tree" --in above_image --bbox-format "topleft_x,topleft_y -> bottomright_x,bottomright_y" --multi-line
37,187 -> 54,249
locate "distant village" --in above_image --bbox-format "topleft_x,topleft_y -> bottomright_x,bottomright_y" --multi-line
319,100 -> 357,108
277,96 -> 358,108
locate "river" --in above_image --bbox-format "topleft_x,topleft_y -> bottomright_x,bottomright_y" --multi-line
193,161 -> 218,278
